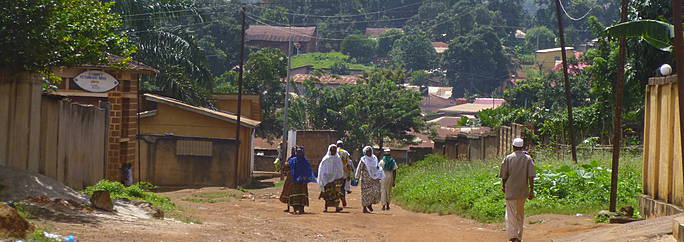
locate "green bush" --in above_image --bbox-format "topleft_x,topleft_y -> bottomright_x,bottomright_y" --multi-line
394,152 -> 642,223
84,180 -> 175,212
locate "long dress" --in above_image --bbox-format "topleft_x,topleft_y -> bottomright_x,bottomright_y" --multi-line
380,158 -> 398,205
279,162 -> 309,207
358,162 -> 381,207
317,146 -> 345,208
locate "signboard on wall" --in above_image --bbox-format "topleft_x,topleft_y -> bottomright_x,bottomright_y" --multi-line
73,70 -> 119,93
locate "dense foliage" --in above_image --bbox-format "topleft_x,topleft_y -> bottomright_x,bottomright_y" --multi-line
0,0 -> 134,72
340,34 -> 377,64
389,33 -> 437,70
394,153 -> 642,222
288,69 -> 428,152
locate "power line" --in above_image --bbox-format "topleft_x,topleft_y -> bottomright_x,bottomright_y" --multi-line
246,13 -> 413,26
558,0 -> 594,21
249,1 -> 422,18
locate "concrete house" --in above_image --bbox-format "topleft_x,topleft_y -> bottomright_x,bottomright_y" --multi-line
138,94 -> 260,187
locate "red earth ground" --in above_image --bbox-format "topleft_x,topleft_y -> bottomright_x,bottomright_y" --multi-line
33,178 -> 613,242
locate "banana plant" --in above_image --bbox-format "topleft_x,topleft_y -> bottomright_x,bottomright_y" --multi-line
604,19 -> 676,52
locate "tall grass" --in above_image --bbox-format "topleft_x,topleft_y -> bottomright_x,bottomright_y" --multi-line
393,151 -> 642,223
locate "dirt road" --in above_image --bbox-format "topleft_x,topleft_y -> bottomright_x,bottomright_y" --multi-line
39,178 -> 606,241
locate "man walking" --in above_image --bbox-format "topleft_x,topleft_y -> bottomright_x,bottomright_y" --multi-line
499,138 -> 535,242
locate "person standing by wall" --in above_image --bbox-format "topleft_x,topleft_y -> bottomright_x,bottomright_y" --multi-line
379,148 -> 398,211
336,140 -> 354,207
356,146 -> 384,213
499,138 -> 536,242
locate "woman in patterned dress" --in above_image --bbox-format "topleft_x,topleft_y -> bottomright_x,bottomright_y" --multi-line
355,146 -> 384,213
317,144 -> 345,212
279,146 -> 316,214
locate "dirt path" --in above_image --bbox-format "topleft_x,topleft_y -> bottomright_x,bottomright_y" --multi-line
38,178 -> 606,241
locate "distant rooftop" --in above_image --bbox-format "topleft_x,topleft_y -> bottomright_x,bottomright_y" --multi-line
246,25 -> 316,42
536,47 -> 575,53
365,27 -> 403,36
291,74 -> 362,85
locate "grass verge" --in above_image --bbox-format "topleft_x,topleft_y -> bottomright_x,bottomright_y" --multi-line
291,52 -> 372,71
84,180 -> 200,223
394,151 -> 642,223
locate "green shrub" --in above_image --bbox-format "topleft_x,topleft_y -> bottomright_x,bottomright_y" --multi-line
84,180 -> 175,212
394,152 -> 642,223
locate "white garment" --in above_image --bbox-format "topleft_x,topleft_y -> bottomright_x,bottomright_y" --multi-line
381,170 -> 394,205
505,199 -> 526,240
317,145 -> 345,190
356,154 -> 384,180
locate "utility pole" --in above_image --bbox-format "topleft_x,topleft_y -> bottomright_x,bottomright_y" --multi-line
235,6 -> 246,187
554,0 -> 578,163
609,0 -> 628,212
672,0 -> 684,206
280,0 -> 294,180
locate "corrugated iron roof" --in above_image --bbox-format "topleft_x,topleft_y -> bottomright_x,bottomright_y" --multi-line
246,25 -> 316,42
439,103 -> 503,115
365,28 -> 403,36
143,94 -> 261,128
291,74 -> 362,85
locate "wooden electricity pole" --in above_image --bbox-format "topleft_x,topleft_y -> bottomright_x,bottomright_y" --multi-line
609,0 -> 628,212
235,6 -> 246,187
673,0 -> 684,204
554,0 -> 578,163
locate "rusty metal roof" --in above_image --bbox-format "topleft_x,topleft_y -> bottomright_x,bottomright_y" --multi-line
246,25 -> 316,42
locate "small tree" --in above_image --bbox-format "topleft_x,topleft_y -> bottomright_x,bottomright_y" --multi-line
340,34 -> 377,64
389,34 -> 437,71
525,26 -> 557,52
0,0 -> 135,73
244,48 -> 288,138
377,29 -> 404,57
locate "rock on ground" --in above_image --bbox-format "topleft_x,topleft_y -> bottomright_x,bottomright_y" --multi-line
0,202 -> 34,239
0,166 -> 87,203
90,191 -> 114,212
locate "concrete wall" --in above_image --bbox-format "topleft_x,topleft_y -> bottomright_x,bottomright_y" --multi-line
212,94 -> 261,121
642,75 -> 684,218
535,49 -> 575,71
140,102 -> 254,185
52,67 -> 141,182
40,96 -> 107,189
0,72 -> 42,172
0,71 -> 107,189
139,135 -> 238,187
293,130 -> 340,172
435,133 -> 500,161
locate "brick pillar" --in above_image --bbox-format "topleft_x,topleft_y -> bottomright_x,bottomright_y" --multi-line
107,90 -> 122,181
105,75 -> 139,182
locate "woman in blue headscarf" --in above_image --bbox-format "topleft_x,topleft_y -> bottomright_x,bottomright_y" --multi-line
279,146 -> 316,215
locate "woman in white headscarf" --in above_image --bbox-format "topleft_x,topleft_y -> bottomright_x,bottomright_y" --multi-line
318,144 -> 345,212
355,146 -> 384,213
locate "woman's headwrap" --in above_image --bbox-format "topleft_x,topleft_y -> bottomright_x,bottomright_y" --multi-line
359,146 -> 384,180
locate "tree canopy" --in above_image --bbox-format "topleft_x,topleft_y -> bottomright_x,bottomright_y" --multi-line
340,34 -> 377,64
390,34 -> 437,71
0,0 -> 135,72
442,27 -> 510,97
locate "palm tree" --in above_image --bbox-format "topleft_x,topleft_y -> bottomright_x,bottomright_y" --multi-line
108,0 -> 214,106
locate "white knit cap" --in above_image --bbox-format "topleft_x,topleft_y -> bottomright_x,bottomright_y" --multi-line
513,138 -> 524,148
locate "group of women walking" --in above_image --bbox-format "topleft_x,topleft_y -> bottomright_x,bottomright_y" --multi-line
279,140 -> 398,214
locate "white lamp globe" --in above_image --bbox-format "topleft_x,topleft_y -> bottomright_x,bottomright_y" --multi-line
660,64 -> 673,76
